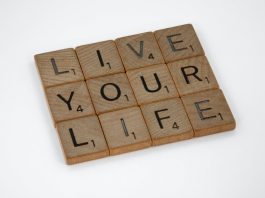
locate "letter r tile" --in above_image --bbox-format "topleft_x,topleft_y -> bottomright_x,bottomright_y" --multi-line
87,73 -> 137,114
155,24 -> 204,63
141,98 -> 193,145
181,89 -> 236,137
35,48 -> 84,88
116,32 -> 164,70
46,81 -> 95,124
168,56 -> 219,96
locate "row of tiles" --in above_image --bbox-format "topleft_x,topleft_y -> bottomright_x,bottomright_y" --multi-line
35,24 -> 205,88
57,89 -> 235,164
46,56 -> 219,124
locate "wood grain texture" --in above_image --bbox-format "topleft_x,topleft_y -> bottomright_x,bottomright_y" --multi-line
56,116 -> 109,165
141,98 -> 193,145
168,56 -> 219,96
116,32 -> 164,70
155,24 -> 204,63
99,107 -> 151,155
127,64 -> 179,105
181,89 -> 236,137
35,48 -> 84,88
86,73 -> 137,114
46,81 -> 95,124
76,40 -> 125,79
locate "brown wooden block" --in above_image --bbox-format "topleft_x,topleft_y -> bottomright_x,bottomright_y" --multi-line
46,81 -> 95,123
181,89 -> 236,137
87,73 -> 137,114
168,56 -> 219,96
141,98 -> 193,145
76,40 -> 125,79
35,48 -> 84,88
155,24 -> 204,63
56,116 -> 109,164
99,107 -> 151,155
127,64 -> 179,105
115,32 -> 164,71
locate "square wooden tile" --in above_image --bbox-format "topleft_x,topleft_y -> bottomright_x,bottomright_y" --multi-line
87,73 -> 137,114
99,107 -> 151,155
127,64 -> 179,105
115,32 -> 164,70
35,48 -> 84,88
181,89 -> 236,137
46,81 -> 95,123
168,56 -> 219,96
56,116 -> 109,164
141,98 -> 193,145
76,40 -> 125,79
155,24 -> 204,63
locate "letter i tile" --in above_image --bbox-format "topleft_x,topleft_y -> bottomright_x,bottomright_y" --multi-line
99,107 -> 151,155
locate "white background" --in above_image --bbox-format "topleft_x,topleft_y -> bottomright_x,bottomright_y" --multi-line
0,0 -> 265,197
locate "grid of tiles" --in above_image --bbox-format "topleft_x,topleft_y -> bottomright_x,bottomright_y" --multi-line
35,24 -> 236,165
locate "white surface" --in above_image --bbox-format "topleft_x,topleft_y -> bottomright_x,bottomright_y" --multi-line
0,0 -> 265,197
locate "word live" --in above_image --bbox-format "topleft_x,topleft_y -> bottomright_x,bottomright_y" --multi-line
35,24 -> 236,165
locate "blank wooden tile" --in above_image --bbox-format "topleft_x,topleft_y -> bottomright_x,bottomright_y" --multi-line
76,40 -> 125,79
99,107 -> 151,155
127,64 -> 179,105
35,48 -> 84,88
168,56 -> 219,96
141,98 -> 193,145
155,24 -> 204,63
46,81 -> 95,123
181,89 -> 236,137
56,116 -> 109,164
116,32 -> 164,71
87,73 -> 137,114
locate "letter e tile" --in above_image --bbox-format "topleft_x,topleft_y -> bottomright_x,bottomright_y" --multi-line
155,24 -> 204,63
181,89 -> 236,137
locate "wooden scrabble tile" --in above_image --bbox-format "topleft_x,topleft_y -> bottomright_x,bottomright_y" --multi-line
168,56 -> 219,96
181,89 -> 236,137
56,116 -> 109,164
35,48 -> 84,88
115,32 -> 164,70
141,98 -> 193,145
99,107 -> 151,155
155,24 -> 204,63
127,64 -> 179,105
46,81 -> 95,123
76,40 -> 125,79
87,73 -> 137,114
